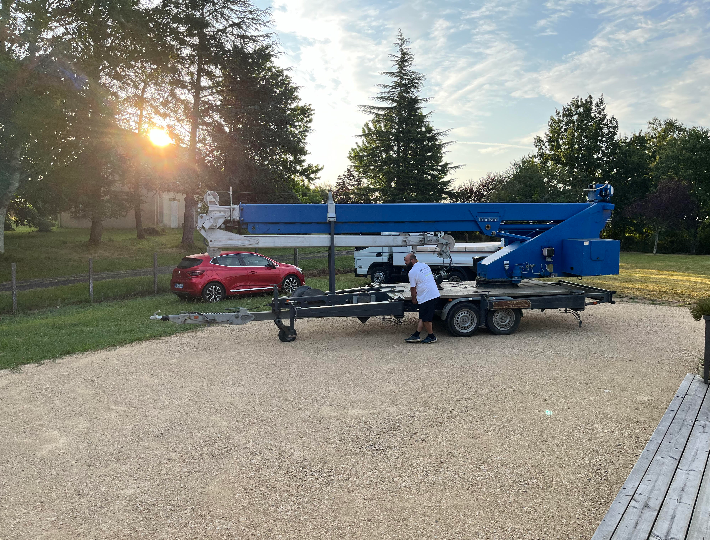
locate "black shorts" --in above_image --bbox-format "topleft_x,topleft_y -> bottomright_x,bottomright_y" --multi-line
418,298 -> 438,322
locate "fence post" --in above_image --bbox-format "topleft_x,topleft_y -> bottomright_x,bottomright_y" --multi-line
293,248 -> 299,267
154,252 -> 158,294
11,263 -> 17,315
89,258 -> 93,303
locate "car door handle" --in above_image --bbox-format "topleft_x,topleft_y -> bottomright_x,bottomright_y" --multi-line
249,271 -> 257,274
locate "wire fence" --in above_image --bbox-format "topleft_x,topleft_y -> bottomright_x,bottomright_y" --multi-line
2,249 -> 355,315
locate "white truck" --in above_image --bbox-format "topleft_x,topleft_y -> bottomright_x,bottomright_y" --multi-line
355,240 -> 503,283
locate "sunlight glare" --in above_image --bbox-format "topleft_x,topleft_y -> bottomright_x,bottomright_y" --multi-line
148,128 -> 172,147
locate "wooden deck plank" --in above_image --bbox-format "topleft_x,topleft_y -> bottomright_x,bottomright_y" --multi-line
650,382 -> 710,539
686,442 -> 710,540
591,374 -> 695,540
612,377 -> 707,539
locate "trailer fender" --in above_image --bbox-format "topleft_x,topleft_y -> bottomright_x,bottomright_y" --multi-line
440,297 -> 481,322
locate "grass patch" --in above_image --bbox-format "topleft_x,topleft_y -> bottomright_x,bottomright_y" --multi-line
576,252 -> 710,305
0,274 -> 371,370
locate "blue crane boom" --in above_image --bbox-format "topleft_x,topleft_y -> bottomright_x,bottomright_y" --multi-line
198,183 -> 620,284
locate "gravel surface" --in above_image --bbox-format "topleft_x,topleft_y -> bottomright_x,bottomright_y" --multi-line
0,301 -> 703,539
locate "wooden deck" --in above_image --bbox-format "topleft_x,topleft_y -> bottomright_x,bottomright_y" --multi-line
592,374 -> 710,540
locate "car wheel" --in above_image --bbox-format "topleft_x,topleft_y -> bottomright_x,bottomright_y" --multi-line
281,275 -> 302,295
446,302 -> 479,337
201,282 -> 226,302
486,308 -> 522,335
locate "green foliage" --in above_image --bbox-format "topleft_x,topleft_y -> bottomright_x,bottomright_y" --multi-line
348,31 -> 456,203
332,168 -> 375,203
690,298 -> 710,321
218,44 -> 322,203
534,95 -> 619,201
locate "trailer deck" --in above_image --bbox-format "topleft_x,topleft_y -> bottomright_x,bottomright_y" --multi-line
152,279 -> 615,342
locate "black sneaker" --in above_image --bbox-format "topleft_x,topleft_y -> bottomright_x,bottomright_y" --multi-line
405,333 -> 422,343
421,334 -> 437,344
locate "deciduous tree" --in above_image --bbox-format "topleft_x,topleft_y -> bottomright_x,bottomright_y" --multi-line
534,95 -> 618,201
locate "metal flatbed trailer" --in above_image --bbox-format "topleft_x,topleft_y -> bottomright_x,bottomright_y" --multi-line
151,279 -> 615,342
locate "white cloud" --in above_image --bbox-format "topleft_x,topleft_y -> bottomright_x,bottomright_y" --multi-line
259,0 -> 710,184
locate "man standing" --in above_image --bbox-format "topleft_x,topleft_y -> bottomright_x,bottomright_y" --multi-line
404,252 -> 440,344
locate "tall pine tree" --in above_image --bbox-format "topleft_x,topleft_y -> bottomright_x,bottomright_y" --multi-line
348,31 -> 455,203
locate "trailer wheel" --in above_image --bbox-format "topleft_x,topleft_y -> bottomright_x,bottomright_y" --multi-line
486,308 -> 522,335
370,265 -> 390,284
446,302 -> 479,337
278,329 -> 297,342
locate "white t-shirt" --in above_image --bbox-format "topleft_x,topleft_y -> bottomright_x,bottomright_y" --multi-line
408,262 -> 440,304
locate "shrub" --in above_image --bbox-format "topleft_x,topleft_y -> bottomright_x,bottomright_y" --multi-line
690,298 -> 710,321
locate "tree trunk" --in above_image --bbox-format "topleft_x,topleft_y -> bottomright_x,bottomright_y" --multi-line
135,201 -> 145,239
181,20 -> 204,250
0,145 -> 22,254
181,193 -> 196,248
134,81 -> 146,240
89,215 -> 103,246
653,229 -> 659,254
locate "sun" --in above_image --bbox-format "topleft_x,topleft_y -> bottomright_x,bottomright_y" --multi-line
148,128 -> 172,147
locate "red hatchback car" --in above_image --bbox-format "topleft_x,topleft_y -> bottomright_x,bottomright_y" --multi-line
171,251 -> 305,302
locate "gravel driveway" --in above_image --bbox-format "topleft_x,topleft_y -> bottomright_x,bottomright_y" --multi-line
0,302 -> 703,539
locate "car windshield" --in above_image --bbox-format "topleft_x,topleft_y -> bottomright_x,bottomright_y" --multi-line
177,257 -> 203,269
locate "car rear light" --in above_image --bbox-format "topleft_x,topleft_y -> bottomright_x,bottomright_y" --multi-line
187,270 -> 205,277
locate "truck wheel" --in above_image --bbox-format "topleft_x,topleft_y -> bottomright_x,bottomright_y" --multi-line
446,302 -> 479,337
446,268 -> 467,282
486,308 -> 522,335
371,265 -> 390,284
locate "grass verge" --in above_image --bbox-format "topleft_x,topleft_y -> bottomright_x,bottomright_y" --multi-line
0,274 -> 370,370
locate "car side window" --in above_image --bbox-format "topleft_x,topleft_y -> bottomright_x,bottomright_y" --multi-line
241,253 -> 271,267
211,255 -> 241,267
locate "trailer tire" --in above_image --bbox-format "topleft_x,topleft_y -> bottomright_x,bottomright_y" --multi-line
370,265 -> 390,285
446,302 -> 479,337
486,308 -> 522,335
278,329 -> 297,342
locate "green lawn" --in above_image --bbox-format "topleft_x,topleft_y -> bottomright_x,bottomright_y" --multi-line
577,252 -> 710,304
0,275 -> 370,370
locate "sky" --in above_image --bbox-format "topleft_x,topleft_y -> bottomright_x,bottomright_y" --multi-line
252,0 -> 710,187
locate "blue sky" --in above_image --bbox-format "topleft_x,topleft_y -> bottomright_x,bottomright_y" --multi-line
253,0 -> 710,187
